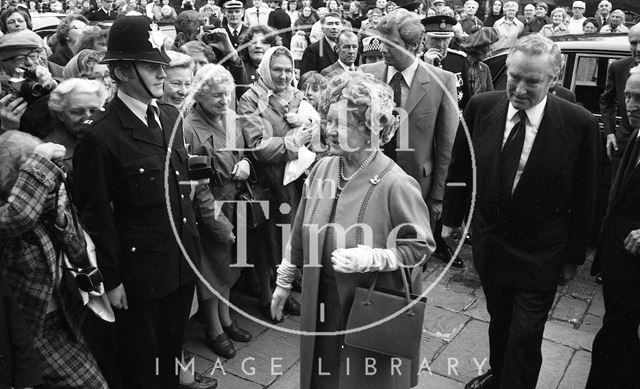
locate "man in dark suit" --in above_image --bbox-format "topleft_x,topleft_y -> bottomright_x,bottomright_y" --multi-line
267,0 -> 291,49
222,0 -> 249,49
88,0 -> 116,21
299,12 -> 341,77
587,67 -> 640,388
442,35 -> 599,389
360,9 -> 459,272
73,15 -> 221,389
320,30 -> 358,78
600,23 -> 640,176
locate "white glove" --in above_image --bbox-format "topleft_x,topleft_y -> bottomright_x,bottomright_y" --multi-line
270,286 -> 290,322
331,245 -> 399,273
275,256 -> 299,290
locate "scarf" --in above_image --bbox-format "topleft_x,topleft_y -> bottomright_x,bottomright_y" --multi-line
256,46 -> 296,105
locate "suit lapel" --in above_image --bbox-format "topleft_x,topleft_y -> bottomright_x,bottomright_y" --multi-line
404,63 -> 429,114
475,94 -> 509,202
611,129 -> 640,205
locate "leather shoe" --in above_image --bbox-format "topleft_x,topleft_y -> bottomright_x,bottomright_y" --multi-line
284,295 -> 301,316
465,370 -> 495,389
179,376 -> 218,389
222,320 -> 252,342
205,333 -> 236,359
257,303 -> 284,324
433,245 -> 463,268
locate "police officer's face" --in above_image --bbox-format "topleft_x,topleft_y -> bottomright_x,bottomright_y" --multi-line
425,35 -> 451,56
506,51 -> 556,111
162,67 -> 192,107
196,82 -> 231,118
630,27 -> 640,64
61,92 -> 103,135
625,75 -> 640,129
225,8 -> 244,25
132,62 -> 166,99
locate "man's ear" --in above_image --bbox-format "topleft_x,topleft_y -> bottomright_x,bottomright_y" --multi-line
113,64 -> 130,82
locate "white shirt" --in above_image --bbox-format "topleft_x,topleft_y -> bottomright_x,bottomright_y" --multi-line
503,95 -> 547,191
244,4 -> 271,27
386,57 -> 419,108
337,59 -> 356,71
117,89 -> 160,128
600,24 -> 629,33
567,17 -> 586,34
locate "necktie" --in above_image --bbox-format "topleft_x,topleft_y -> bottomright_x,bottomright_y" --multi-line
146,105 -> 164,145
384,72 -> 404,160
233,29 -> 238,40
622,136 -> 640,183
501,110 -> 527,197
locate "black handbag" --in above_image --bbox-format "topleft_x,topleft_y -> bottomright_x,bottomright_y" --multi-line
344,269 -> 426,359
235,180 -> 270,229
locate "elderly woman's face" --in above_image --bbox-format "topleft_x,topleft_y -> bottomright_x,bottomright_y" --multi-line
269,54 -> 293,93
6,12 -> 27,33
61,91 -> 103,135
196,81 -> 231,118
163,67 -> 192,107
325,101 -> 369,156
552,11 -> 563,25
583,21 -> 598,33
248,32 -> 271,65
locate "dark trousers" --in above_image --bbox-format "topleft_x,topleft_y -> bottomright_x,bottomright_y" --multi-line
114,282 -> 195,389
483,284 -> 556,389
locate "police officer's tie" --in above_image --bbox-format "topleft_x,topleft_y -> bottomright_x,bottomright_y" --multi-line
232,29 -> 238,41
501,110 -> 527,198
384,71 -> 404,160
147,104 -> 164,145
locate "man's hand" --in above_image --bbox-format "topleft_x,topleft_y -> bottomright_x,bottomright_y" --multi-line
231,159 -> 250,181
107,284 -> 128,310
559,263 -> 577,286
427,198 -> 443,221
0,94 -> 27,130
624,229 -> 640,255
606,134 -> 618,160
423,49 -> 443,66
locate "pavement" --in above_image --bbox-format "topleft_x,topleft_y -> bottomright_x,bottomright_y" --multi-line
183,242 -> 602,389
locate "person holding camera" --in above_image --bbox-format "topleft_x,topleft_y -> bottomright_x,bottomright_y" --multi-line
0,130 -> 107,388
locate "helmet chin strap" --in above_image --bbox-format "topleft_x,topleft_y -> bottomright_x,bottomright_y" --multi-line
133,62 -> 155,100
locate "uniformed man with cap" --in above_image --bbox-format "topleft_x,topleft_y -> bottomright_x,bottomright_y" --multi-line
73,15 -> 219,389
222,0 -> 249,49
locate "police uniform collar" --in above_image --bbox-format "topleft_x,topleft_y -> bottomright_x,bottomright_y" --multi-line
117,89 -> 159,126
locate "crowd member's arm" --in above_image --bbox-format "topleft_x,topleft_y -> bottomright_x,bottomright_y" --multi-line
600,61 -> 619,159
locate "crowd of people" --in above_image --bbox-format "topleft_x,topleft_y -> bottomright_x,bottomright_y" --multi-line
0,0 -> 639,388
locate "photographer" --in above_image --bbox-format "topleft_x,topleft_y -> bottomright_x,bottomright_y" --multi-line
0,130 -> 107,388
0,30 -> 59,137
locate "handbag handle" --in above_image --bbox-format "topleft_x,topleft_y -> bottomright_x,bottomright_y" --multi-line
362,269 -> 416,317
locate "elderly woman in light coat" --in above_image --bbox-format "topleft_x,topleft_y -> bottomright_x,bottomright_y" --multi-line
271,72 -> 435,389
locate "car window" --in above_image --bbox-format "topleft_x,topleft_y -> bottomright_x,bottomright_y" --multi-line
571,55 -> 615,114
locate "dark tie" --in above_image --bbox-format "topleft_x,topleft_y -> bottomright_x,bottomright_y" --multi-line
232,29 -> 238,40
622,136 -> 640,183
501,110 -> 527,198
383,72 -> 404,160
146,105 -> 164,145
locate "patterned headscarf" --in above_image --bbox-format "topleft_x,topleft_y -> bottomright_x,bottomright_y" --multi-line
256,46 -> 296,103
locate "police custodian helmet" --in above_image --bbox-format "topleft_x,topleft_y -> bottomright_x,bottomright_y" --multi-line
101,14 -> 171,65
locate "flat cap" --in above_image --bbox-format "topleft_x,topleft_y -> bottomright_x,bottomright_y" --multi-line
0,30 -> 43,61
421,15 -> 457,38
461,27 -> 499,49
223,0 -> 244,9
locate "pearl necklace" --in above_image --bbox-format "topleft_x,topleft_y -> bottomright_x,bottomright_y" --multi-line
338,150 -> 378,192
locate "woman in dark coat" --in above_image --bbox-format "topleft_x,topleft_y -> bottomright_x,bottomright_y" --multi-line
483,0 -> 503,27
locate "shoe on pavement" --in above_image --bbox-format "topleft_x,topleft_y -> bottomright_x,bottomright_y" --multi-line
205,333 -> 236,359
222,320 -> 252,342
465,370 -> 495,389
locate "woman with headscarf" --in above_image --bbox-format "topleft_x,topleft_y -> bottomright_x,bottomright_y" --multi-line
237,46 -> 317,322
62,49 -> 114,101
270,71 -> 434,389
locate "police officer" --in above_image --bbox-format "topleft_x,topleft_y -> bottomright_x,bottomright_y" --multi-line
73,15 -> 218,389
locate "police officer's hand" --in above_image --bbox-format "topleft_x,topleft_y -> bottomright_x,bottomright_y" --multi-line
606,134 -> 618,160
624,229 -> 640,255
0,94 -> 27,130
231,159 -> 251,181
423,49 -> 443,66
107,284 -> 129,310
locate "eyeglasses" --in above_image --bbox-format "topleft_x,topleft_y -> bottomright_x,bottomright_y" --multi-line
9,49 -> 43,65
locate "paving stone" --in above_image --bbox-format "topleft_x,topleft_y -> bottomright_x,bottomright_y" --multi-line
420,332 -> 446,363
266,362 -> 300,389
579,314 -> 603,335
551,296 -> 588,324
536,340 -> 574,389
423,305 -> 469,342
558,350 -> 591,389
446,273 -> 480,294
565,281 -> 596,301
425,284 -> 477,313
416,372 -> 465,388
204,368 -> 263,389
588,288 -> 605,317
431,320 -> 490,383
544,320 -> 595,352
463,296 -> 490,323
222,328 -> 300,386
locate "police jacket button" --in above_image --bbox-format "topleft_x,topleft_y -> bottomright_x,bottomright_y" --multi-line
175,170 -> 180,176
130,247 -> 136,253
182,217 -> 187,223
181,194 -> 185,199
139,168 -> 145,174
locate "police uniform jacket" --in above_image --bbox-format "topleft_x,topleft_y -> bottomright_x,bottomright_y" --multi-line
73,96 -> 200,299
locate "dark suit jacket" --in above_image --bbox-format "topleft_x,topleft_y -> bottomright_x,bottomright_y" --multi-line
550,84 -> 576,103
267,8 -> 291,48
600,57 -> 636,148
299,37 -> 338,77
595,129 -> 640,308
73,97 -> 200,299
88,7 -> 116,21
443,92 -> 600,290
223,22 -> 249,49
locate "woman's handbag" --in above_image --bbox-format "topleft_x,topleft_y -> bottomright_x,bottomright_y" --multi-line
235,180 -> 270,229
344,269 -> 426,359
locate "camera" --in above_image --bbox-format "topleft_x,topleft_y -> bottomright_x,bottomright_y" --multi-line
9,68 -> 53,105
75,266 -> 104,293
201,25 -> 221,45
187,155 -> 222,186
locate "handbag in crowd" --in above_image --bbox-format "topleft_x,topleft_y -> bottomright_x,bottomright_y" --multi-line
344,269 -> 426,359
235,180 -> 270,229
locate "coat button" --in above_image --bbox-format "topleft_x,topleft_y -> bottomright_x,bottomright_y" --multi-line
182,218 -> 187,223
175,170 -> 180,176
139,168 -> 145,174
130,247 -> 136,253
181,194 -> 185,199
0,353 -> 5,363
